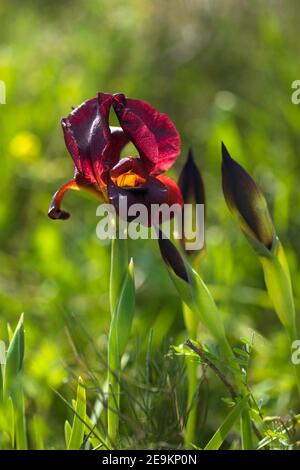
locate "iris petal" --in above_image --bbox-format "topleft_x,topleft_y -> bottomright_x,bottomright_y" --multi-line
126,98 -> 181,176
61,94 -> 129,187
48,179 -> 79,220
48,179 -> 105,220
61,98 -> 100,185
108,175 -> 182,226
112,94 -> 180,175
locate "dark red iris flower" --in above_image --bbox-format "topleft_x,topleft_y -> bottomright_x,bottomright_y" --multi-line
48,92 -> 183,225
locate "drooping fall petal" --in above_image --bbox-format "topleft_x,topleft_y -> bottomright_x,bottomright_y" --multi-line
48,179 -> 105,220
108,175 -> 182,227
48,179 -> 80,220
108,177 -> 167,227
221,142 -> 275,252
156,175 -> 184,208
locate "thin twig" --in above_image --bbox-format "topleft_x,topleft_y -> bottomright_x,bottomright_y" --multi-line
185,339 -> 237,400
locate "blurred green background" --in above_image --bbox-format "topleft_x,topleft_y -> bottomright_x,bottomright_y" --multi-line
1,0 -> 300,449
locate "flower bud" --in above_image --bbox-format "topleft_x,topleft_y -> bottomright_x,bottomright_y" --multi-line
158,230 -> 189,283
178,149 -> 205,255
221,142 -> 275,254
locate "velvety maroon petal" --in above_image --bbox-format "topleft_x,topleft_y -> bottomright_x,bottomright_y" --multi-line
112,94 -> 180,175
112,94 -> 158,173
126,98 -> 181,175
110,157 -> 148,183
107,127 -> 130,172
61,93 -> 114,187
62,98 -> 98,184
156,175 -> 184,207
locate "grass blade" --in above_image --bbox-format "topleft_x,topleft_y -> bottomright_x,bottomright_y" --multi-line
68,377 -> 86,450
204,394 -> 250,450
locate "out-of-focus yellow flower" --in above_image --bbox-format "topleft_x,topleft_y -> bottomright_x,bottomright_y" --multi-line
9,131 -> 41,162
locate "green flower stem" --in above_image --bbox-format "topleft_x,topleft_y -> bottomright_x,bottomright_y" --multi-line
259,241 -> 300,398
187,296 -> 253,449
107,346 -> 121,447
163,251 -> 254,448
215,339 -> 253,450
240,406 -> 254,450
186,273 -> 253,449
107,237 -> 129,448
182,303 -> 199,448
107,241 -> 135,449
110,237 -> 128,316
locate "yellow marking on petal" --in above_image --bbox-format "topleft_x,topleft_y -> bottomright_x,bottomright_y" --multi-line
112,171 -> 146,188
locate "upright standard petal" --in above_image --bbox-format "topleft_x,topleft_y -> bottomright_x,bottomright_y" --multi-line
221,142 -> 275,252
106,127 -> 130,175
112,94 -> 180,174
61,93 -> 117,187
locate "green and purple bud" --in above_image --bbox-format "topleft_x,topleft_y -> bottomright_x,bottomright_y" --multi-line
158,232 -> 233,356
158,230 -> 189,284
178,148 -> 205,210
178,149 -> 205,255
221,142 -> 276,255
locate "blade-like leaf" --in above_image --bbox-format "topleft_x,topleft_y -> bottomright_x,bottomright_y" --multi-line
14,386 -> 27,450
84,414 -> 105,449
4,313 -> 24,393
64,420 -> 72,448
204,394 -> 250,450
7,396 -> 15,447
68,377 -> 86,450
109,258 -> 135,360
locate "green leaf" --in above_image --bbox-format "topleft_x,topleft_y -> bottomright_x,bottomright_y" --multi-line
0,364 -> 3,402
68,377 -> 86,450
64,420 -> 71,448
30,416 -> 45,450
204,394 -> 250,450
7,396 -> 15,447
4,313 -> 24,393
109,258 -> 135,361
165,258 -> 235,364
14,387 -> 27,450
260,241 -> 295,335
84,414 -> 105,449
